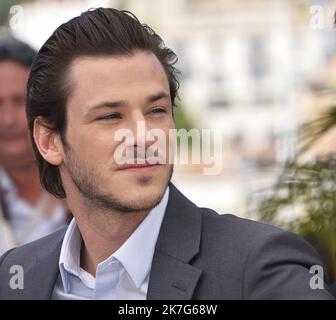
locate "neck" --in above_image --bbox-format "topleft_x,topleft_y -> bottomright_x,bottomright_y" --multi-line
4,163 -> 44,206
71,197 -> 149,276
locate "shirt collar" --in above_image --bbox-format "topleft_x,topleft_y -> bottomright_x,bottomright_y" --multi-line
0,167 -> 16,195
111,186 -> 169,288
59,218 -> 82,290
59,186 -> 170,291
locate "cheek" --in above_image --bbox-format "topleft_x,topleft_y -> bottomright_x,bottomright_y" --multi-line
17,109 -> 29,132
71,130 -> 120,165
93,131 -> 120,155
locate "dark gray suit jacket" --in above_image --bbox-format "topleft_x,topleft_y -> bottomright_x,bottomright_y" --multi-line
0,184 -> 334,299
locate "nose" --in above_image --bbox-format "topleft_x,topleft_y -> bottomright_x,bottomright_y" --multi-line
127,111 -> 154,150
0,103 -> 16,128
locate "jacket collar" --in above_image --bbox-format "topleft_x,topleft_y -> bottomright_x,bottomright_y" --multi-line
16,183 -> 202,300
147,183 -> 202,299
5,227 -> 65,299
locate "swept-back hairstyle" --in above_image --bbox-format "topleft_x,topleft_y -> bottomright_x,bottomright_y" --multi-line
26,7 -> 180,198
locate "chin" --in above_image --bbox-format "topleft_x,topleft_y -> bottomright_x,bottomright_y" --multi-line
131,180 -> 166,196
120,179 -> 168,207
0,149 -> 33,166
1,141 -> 30,153
112,165 -> 172,206
131,190 -> 165,211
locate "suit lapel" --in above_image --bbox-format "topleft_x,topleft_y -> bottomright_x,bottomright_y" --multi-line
147,183 -> 202,300
14,228 -> 65,299
31,238 -> 63,299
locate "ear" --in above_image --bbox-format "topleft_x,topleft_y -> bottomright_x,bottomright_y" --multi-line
33,117 -> 64,166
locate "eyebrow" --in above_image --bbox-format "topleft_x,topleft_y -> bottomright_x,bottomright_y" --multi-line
87,91 -> 171,114
148,91 -> 170,103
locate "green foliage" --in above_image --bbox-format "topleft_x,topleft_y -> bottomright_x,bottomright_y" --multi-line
173,102 -> 196,131
254,106 -> 336,281
173,101 -> 199,148
299,106 -> 336,154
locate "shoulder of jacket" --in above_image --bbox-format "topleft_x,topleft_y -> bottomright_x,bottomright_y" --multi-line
0,226 -> 67,268
198,207 -> 292,244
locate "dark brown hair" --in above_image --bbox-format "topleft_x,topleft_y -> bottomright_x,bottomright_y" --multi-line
26,7 -> 180,198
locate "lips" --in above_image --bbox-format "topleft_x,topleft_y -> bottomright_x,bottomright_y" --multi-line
118,163 -> 160,170
0,133 -> 25,140
117,157 -> 162,171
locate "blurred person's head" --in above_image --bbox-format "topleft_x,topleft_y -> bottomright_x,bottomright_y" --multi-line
0,36 -> 36,170
28,8 -> 179,214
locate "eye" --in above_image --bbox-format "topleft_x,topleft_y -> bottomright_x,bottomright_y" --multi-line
97,113 -> 122,120
151,107 -> 166,114
13,95 -> 25,107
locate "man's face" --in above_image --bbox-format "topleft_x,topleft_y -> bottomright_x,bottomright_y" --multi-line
59,51 -> 175,212
0,61 -> 32,168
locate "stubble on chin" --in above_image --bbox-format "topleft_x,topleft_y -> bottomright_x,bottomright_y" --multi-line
65,145 -> 173,214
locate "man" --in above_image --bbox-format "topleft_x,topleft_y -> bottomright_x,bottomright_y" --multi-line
0,36 -> 68,256
0,8 -> 334,299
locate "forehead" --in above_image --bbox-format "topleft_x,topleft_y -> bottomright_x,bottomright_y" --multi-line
66,51 -> 170,111
0,61 -> 30,92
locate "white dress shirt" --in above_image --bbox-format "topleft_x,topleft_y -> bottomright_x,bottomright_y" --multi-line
0,167 -> 66,255
52,186 -> 169,300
